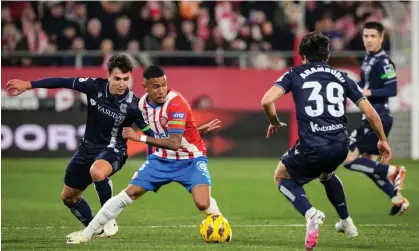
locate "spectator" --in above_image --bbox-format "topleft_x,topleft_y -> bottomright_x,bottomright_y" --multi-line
113,16 -> 132,50
144,22 -> 165,50
84,18 -> 102,50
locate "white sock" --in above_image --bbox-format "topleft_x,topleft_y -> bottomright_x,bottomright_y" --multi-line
83,190 -> 133,237
387,165 -> 397,178
204,197 -> 222,215
304,207 -> 317,222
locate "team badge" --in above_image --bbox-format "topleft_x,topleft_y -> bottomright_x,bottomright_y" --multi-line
120,103 -> 127,113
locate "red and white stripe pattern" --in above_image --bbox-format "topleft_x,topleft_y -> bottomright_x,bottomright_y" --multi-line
139,90 -> 207,160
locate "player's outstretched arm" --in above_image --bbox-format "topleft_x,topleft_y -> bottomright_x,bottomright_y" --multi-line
197,119 -> 221,135
6,77 -> 94,96
357,99 -> 392,164
122,127 -> 182,151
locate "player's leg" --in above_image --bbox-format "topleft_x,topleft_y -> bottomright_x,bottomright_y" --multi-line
275,161 -> 325,251
62,158 -> 95,228
90,148 -> 128,236
91,148 -> 127,206
61,184 -> 93,227
175,157 -> 222,215
319,172 -> 358,237
67,156 -> 168,244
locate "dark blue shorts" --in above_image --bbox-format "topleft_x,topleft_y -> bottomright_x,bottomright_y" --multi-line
129,155 -> 212,192
281,141 -> 349,185
64,143 -> 127,191
349,117 -> 393,155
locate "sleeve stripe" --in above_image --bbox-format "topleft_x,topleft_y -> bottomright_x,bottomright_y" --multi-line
383,79 -> 397,85
140,125 -> 150,132
274,84 -> 286,94
72,78 -> 76,89
168,129 -> 184,133
355,97 -> 367,106
168,121 -> 186,125
380,72 -> 396,79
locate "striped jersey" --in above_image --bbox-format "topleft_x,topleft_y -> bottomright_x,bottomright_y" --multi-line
138,89 -> 207,159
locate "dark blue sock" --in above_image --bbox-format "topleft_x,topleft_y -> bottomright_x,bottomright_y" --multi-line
66,197 -> 94,226
343,158 -> 389,178
277,179 -> 312,217
94,178 -> 113,206
320,174 -> 349,219
344,158 -> 395,198
365,173 -> 396,198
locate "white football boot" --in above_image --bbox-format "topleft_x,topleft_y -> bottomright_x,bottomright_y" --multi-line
67,231 -> 91,244
335,217 -> 358,237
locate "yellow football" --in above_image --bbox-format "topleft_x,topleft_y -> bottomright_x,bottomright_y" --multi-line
199,214 -> 232,243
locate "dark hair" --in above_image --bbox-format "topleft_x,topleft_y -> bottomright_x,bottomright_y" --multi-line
107,54 -> 133,74
363,21 -> 384,35
299,32 -> 330,62
143,65 -> 165,79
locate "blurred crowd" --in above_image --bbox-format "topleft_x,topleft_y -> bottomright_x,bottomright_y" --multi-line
1,1 -> 411,68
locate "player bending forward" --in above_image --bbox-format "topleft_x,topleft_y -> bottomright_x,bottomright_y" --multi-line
67,65 -> 229,244
261,32 -> 392,251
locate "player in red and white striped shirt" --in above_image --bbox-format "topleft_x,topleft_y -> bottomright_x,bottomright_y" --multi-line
67,65 -> 231,244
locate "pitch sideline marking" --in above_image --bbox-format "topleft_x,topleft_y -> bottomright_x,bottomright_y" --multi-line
1,224 -> 413,230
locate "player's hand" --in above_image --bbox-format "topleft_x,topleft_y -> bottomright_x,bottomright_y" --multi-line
6,79 -> 31,96
122,127 -> 140,141
266,122 -> 287,139
198,119 -> 221,135
377,140 -> 392,164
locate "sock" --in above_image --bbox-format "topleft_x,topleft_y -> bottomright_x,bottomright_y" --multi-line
320,173 -> 349,219
344,158 -> 396,198
83,190 -> 133,238
65,197 -> 94,227
277,179 -> 313,217
94,178 -> 113,206
365,173 -> 396,198
343,158 -> 389,178
204,197 -> 222,215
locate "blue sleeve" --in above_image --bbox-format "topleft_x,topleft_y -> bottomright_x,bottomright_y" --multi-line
370,82 -> 397,97
346,78 -> 366,105
274,71 -> 292,94
371,59 -> 398,97
30,77 -> 97,94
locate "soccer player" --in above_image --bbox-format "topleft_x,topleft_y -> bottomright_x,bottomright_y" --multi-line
343,22 -> 409,216
66,65 -> 229,244
261,32 -> 392,250
6,56 -> 220,239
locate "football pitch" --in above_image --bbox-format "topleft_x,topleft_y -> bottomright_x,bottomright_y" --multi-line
2,158 -> 418,250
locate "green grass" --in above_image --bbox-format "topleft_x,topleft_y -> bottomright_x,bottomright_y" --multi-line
2,158 -> 418,250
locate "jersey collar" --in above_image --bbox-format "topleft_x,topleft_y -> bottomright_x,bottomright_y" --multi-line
105,82 -> 130,103
367,48 -> 385,56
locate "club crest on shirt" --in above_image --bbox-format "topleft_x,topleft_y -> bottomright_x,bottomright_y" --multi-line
159,116 -> 168,126
120,103 -> 127,113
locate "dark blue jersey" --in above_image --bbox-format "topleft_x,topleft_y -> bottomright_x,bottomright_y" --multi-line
31,77 -> 153,150
359,49 -> 397,118
275,62 -> 365,147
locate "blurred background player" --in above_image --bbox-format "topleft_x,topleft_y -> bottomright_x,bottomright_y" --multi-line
343,22 -> 410,216
6,54 -> 151,237
66,65 -> 229,244
261,32 -> 392,250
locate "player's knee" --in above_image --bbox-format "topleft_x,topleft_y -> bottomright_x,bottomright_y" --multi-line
90,169 -> 108,182
61,192 -> 80,207
195,197 -> 211,211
